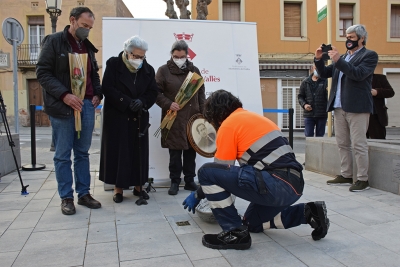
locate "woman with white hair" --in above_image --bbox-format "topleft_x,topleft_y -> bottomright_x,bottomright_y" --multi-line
99,35 -> 159,203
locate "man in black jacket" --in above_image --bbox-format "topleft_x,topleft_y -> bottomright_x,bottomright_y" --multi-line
367,74 -> 395,139
314,24 -> 378,192
298,65 -> 328,137
36,7 -> 103,215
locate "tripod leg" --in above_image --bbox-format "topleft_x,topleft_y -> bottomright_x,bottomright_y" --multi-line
0,92 -> 29,195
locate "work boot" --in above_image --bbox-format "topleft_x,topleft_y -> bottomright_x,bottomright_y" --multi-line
77,194 -> 101,209
168,182 -> 179,195
326,175 -> 353,185
305,201 -> 329,241
202,225 -> 252,250
61,198 -> 76,215
184,181 -> 198,191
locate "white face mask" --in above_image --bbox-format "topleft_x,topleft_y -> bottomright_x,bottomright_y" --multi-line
173,58 -> 186,68
313,70 -> 319,77
129,59 -> 143,69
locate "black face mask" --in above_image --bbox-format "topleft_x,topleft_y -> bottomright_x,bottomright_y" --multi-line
345,39 -> 359,50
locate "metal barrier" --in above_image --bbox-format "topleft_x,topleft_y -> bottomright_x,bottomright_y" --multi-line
263,108 -> 294,148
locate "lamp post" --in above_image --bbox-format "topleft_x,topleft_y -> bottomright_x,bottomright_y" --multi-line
45,0 -> 62,151
45,0 -> 62,34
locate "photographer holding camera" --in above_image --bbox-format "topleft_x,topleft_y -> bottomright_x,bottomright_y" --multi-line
314,24 -> 378,192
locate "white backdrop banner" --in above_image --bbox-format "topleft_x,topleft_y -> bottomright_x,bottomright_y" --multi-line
102,18 -> 262,180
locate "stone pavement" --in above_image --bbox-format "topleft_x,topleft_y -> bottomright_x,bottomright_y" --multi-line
1,125 -> 400,266
2,153 -> 400,267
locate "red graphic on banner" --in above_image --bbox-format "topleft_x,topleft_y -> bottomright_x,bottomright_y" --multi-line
174,32 -> 196,60
188,48 -> 196,60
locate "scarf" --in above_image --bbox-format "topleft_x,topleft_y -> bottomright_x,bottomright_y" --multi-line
122,51 -> 137,73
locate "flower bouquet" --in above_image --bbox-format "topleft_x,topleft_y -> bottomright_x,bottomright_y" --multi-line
68,53 -> 88,138
154,71 -> 204,140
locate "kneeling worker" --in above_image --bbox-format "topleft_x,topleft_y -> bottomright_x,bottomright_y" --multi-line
183,90 -> 329,250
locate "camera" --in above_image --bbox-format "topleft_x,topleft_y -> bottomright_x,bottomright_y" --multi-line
321,44 -> 332,61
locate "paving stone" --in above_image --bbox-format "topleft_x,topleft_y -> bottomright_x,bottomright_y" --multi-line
120,254 -> 192,267
12,228 -> 87,267
264,228 -> 309,247
0,251 -> 19,267
192,257 -> 231,267
22,199 -> 51,212
177,232 -> 222,261
286,242 -> 346,267
84,242 -> 119,267
1,178 -> 46,194
34,206 -> 90,232
9,211 -> 43,229
31,188 -> 57,200
158,200 -> 190,216
0,228 -> 33,252
0,193 -> 34,211
166,214 -> 203,235
89,205 -> 115,223
220,240 -> 307,267
360,220 -> 400,254
114,200 -> 165,225
117,221 -> 185,261
87,221 -> 117,244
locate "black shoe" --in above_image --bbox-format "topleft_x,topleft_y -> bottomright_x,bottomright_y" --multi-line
113,193 -> 123,203
77,194 -> 102,209
133,188 -> 149,200
61,198 -> 76,215
305,201 -> 329,241
184,182 -> 198,191
168,183 -> 179,195
202,225 -> 252,250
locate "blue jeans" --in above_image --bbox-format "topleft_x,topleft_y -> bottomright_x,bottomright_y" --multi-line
198,163 -> 306,232
304,117 -> 327,137
50,99 -> 95,200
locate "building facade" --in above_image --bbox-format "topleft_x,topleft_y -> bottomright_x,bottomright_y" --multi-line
193,0 -> 400,129
0,0 -> 132,126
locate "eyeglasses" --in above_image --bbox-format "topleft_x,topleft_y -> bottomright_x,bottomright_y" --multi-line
129,53 -> 146,60
172,55 -> 187,59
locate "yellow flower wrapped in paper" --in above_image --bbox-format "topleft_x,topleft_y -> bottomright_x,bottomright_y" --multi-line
154,71 -> 204,140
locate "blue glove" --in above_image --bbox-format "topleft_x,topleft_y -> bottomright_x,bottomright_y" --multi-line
182,191 -> 200,214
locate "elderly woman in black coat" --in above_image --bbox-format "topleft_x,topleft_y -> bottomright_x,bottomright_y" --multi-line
99,36 -> 158,203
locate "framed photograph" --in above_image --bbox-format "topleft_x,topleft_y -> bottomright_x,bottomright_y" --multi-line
187,113 -> 216,158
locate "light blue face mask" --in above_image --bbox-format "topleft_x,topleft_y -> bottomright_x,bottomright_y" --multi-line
313,70 -> 319,77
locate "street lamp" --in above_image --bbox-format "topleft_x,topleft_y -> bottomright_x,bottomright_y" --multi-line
45,0 -> 62,33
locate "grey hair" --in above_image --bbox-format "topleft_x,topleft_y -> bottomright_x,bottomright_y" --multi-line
170,40 -> 188,55
123,35 -> 148,53
346,24 -> 368,45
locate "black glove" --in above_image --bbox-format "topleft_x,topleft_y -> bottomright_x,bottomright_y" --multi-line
129,99 -> 143,112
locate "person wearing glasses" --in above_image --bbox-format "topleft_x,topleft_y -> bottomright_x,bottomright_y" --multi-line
155,40 -> 206,195
99,36 -> 159,203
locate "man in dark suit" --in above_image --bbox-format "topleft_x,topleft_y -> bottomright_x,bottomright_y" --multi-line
367,74 -> 395,139
314,24 -> 378,192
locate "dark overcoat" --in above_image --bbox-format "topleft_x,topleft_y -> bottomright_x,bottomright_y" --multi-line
155,60 -> 206,150
371,74 -> 395,127
99,52 -> 158,188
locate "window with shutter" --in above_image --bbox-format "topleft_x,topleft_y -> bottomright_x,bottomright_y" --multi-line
339,4 -> 354,37
223,2 -> 240,21
284,3 -> 301,37
391,5 -> 400,38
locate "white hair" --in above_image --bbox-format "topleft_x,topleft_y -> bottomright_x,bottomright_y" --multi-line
346,24 -> 368,45
123,35 -> 148,52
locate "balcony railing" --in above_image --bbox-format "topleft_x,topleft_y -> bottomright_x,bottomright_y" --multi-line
17,44 -> 41,67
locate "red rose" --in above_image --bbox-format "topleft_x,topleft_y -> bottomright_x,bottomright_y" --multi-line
190,79 -> 198,85
73,68 -> 81,76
